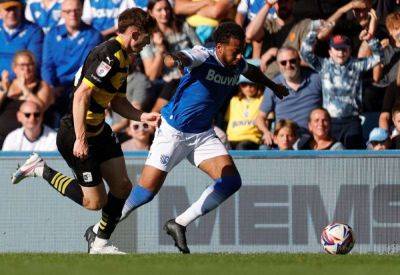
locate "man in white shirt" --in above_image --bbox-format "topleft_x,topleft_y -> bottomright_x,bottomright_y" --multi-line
2,100 -> 57,151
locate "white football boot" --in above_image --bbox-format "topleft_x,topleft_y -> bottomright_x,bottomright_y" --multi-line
89,238 -> 126,255
11,153 -> 45,185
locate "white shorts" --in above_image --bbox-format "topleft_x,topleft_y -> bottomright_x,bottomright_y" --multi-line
145,119 -> 229,172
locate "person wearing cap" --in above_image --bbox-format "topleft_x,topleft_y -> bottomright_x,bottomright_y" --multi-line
366,127 -> 391,150
256,46 -> 322,147
225,71 -> 264,150
0,0 -> 44,79
301,19 -> 383,149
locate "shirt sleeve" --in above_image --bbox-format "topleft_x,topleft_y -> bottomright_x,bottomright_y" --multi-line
259,87 -> 275,113
181,45 -> 210,69
300,27 -> 323,72
82,50 -> 119,89
351,38 -> 383,72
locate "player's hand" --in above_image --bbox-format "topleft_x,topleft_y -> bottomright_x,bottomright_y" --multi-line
272,83 -> 289,99
73,138 -> 89,159
262,130 -> 274,146
140,112 -> 161,127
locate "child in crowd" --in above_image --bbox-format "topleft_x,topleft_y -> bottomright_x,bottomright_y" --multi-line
272,119 -> 298,150
225,75 -> 264,150
300,19 -> 382,149
367,127 -> 391,150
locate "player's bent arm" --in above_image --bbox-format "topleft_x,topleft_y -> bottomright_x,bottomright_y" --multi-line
243,64 -> 288,99
111,96 -> 143,122
164,52 -> 192,69
73,81 -> 93,141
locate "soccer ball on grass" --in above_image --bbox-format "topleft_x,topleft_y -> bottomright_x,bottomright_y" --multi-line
321,223 -> 355,254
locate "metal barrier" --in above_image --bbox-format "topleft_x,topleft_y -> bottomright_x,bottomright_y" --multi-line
1,151 -> 400,253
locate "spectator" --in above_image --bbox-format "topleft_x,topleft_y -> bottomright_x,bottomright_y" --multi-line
25,0 -> 63,33
245,0 -> 311,76
379,65 -> 400,131
0,50 -> 52,147
235,0 -> 265,58
296,108 -> 345,150
225,74 -> 263,150
183,0 -> 236,44
389,103 -> 400,148
121,121 -> 154,151
82,0 -> 122,38
140,0 -> 200,112
0,0 -> 43,79
366,127 -> 390,150
42,0 -> 102,118
301,20 -> 382,149
255,46 -> 321,147
272,119 -> 297,150
2,100 -> 57,151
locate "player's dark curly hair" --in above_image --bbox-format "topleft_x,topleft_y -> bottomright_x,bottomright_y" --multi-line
118,8 -> 157,34
212,22 -> 245,44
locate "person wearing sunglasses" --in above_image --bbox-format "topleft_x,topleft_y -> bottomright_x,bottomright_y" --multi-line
2,100 -> 57,151
256,46 -> 322,148
121,121 -> 155,151
12,8 -> 160,254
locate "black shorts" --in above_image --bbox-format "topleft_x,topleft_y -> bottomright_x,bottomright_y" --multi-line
56,115 -> 123,187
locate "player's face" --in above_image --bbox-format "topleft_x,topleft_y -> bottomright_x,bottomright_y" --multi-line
277,49 -> 300,81
329,46 -> 351,65
0,6 -> 21,29
217,38 -> 245,67
150,0 -> 171,25
129,29 -> 151,53
13,55 -> 36,82
274,126 -> 296,150
308,110 -> 330,139
61,0 -> 82,29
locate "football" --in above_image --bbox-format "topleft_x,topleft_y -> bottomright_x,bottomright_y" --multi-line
321,223 -> 355,254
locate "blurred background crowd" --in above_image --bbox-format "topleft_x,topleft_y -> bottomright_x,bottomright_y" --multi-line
1,0 -> 400,152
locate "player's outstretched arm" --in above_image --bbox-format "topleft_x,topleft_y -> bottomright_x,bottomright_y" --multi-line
110,96 -> 161,127
243,63 -> 289,99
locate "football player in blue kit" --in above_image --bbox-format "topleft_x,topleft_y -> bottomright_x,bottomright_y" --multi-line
86,21 -> 289,253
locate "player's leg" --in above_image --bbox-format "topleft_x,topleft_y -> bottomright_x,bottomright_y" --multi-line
86,156 -> 132,254
164,131 -> 241,253
117,119 -> 187,221
11,115 -> 107,210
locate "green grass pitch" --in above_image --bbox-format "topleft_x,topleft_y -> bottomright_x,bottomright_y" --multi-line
1,253 -> 400,275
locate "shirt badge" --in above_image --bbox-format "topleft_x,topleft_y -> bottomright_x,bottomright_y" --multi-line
96,61 -> 112,77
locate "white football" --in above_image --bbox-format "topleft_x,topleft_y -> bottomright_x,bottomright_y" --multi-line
321,223 -> 355,254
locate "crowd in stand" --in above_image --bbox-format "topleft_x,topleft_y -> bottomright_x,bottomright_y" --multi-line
1,0 -> 400,152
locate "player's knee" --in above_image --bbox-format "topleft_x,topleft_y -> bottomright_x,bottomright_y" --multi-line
82,196 -> 107,211
214,175 -> 242,197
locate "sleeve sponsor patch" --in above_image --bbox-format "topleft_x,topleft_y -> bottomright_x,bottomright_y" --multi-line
95,61 -> 112,78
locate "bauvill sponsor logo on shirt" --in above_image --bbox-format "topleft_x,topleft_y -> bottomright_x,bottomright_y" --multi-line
205,69 -> 239,86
